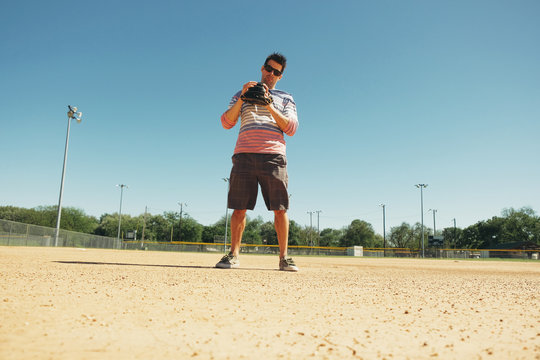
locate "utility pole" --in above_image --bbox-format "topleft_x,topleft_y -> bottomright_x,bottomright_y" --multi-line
141,206 -> 147,249
315,210 -> 322,247
178,202 -> 187,241
430,209 -> 437,236
315,210 -> 322,234
307,211 -> 314,247
415,184 -> 428,258
380,204 -> 386,256
453,218 -> 457,248
116,184 -> 128,244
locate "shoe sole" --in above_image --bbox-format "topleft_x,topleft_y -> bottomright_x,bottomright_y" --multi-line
215,263 -> 240,269
279,266 -> 299,272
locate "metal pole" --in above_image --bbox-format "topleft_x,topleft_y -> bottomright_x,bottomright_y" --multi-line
54,116 -> 71,247
432,209 -> 437,236
55,106 -> 82,246
315,210 -> 322,247
178,202 -> 186,242
141,206 -> 147,249
453,218 -> 457,248
307,211 -> 314,247
421,187 -> 424,258
223,178 -> 229,253
416,184 -> 428,258
380,204 -> 386,256
116,184 -> 127,243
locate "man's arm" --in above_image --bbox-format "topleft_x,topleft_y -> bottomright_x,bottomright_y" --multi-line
266,104 -> 290,131
221,81 -> 258,129
221,97 -> 243,128
264,88 -> 298,136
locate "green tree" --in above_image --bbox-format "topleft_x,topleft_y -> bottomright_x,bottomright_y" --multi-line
388,222 -> 415,248
243,216 -> 263,244
28,206 -> 57,227
320,228 -> 344,247
95,213 -> 139,239
94,213 -> 118,237
59,207 -> 99,233
341,220 -> 377,247
260,221 -> 278,245
459,207 -> 540,248
148,214 -> 173,241
412,222 -> 431,251
459,224 -> 481,248
441,226 -> 463,248
201,224 -> 221,243
201,214 -> 233,244
177,216 -> 203,242
500,207 -> 540,244
288,220 -> 302,246
0,205 -> 99,233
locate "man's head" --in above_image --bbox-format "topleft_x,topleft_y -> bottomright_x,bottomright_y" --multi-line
261,52 -> 287,89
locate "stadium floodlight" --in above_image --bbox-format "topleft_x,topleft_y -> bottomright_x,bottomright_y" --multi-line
415,184 -> 428,258
67,105 -> 82,123
116,184 -> 128,243
54,105 -> 83,247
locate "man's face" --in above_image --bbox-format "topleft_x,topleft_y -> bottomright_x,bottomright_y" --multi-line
261,59 -> 283,89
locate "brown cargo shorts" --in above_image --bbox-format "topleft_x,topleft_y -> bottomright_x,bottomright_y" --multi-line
227,153 -> 289,211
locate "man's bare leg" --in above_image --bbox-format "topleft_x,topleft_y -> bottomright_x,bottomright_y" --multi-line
274,210 -> 289,259
230,209 -> 247,256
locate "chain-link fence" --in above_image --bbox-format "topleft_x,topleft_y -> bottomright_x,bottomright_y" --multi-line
363,247 -> 539,259
2,219 -> 538,259
122,240 -> 349,256
0,219 -> 121,249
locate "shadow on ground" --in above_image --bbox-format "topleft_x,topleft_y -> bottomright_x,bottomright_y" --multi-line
53,260 -> 278,271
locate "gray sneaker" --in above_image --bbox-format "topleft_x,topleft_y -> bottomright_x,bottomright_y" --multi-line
216,252 -> 239,269
279,257 -> 299,272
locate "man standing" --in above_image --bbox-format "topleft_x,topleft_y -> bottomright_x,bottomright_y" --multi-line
216,53 -> 299,271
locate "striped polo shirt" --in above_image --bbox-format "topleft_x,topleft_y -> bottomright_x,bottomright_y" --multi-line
221,89 -> 298,155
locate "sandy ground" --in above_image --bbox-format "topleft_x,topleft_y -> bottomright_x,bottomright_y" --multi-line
0,247 -> 539,360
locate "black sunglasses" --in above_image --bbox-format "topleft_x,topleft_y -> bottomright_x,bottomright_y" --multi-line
264,64 -> 282,76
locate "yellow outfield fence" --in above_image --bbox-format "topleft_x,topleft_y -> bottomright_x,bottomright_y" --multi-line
122,240 -> 350,256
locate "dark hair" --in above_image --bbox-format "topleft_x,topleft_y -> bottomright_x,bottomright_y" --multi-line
264,52 -> 287,73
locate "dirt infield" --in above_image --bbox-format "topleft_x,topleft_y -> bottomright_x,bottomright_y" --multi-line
0,247 -> 539,359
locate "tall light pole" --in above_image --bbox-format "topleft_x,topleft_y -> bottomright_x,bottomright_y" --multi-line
55,105 -> 82,247
415,184 -> 428,258
315,210 -> 322,247
380,204 -> 386,255
429,209 -> 437,236
222,178 -> 229,253
453,218 -> 457,248
116,184 -> 128,243
307,211 -> 314,246
178,202 -> 187,241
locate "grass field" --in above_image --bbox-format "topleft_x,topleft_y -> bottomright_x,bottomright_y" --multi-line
0,246 -> 539,359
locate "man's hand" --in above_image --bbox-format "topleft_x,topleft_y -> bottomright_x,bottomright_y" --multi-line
223,81 -> 257,126
241,82 -> 273,106
241,81 -> 259,96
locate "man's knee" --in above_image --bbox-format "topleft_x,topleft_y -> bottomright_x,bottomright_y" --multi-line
232,209 -> 247,219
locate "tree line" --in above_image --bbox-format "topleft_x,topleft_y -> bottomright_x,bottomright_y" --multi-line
1,205 -> 539,249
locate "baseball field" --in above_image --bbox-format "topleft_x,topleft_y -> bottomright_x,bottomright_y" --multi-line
0,246 -> 538,359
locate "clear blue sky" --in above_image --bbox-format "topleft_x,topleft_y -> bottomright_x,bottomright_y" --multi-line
1,0 -> 539,235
